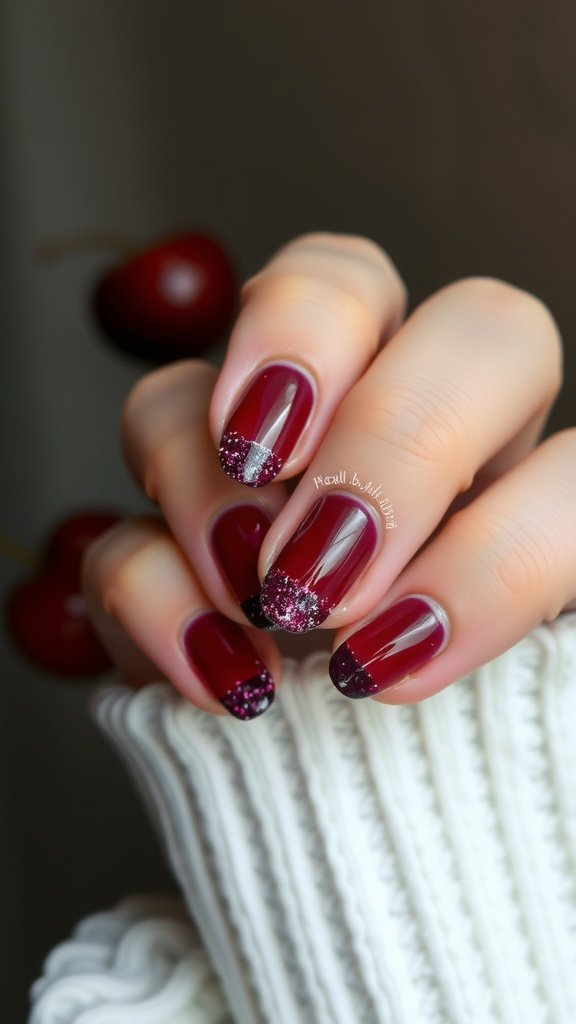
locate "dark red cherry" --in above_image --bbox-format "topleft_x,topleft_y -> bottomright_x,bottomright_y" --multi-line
92,232 -> 237,362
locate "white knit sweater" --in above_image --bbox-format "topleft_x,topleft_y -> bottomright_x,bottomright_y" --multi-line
30,613 -> 576,1023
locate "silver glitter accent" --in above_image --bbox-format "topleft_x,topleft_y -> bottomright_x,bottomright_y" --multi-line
260,568 -> 328,633
219,432 -> 283,487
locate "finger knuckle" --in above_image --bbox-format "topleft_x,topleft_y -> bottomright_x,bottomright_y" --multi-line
539,426 -> 576,460
448,275 -> 551,328
305,273 -> 376,332
252,233 -> 407,326
281,231 -> 393,268
80,515 -> 166,608
121,360 -> 213,432
476,510 -> 553,598
310,232 -> 404,290
80,519 -> 130,587
351,380 -> 469,470
309,231 -> 406,300
445,276 -> 563,394
258,270 -> 377,337
121,364 -> 179,425
144,425 -> 208,504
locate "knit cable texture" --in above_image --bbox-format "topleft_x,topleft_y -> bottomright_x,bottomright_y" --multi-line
28,895 -> 230,1023
92,613 -> 576,1024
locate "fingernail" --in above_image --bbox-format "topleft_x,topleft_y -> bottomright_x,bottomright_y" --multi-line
219,363 -> 314,487
180,611 -> 275,720
209,503 -> 277,630
329,594 -> 450,698
260,492 -> 379,632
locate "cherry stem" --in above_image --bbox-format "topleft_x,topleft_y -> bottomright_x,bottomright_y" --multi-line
35,232 -> 139,263
0,529 -> 41,571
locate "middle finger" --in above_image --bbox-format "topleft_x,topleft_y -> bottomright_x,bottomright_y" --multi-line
258,277 -> 562,632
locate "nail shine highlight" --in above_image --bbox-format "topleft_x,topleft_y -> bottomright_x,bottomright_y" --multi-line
260,492 -> 379,632
210,503 -> 276,631
330,595 -> 449,698
218,363 -> 314,488
181,612 -> 275,721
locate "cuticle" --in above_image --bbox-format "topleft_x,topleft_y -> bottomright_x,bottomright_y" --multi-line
176,608 -> 213,659
208,499 -> 275,534
325,487 -> 385,569
208,501 -> 275,581
374,672 -> 415,695
309,484 -> 388,547
404,592 -> 452,654
261,485 -> 383,580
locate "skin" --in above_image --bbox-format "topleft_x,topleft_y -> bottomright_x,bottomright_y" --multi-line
81,232 -> 576,714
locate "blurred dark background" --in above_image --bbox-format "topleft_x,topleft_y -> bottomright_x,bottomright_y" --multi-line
1,0 -> 574,1016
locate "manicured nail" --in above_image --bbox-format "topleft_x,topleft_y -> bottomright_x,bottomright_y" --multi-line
329,594 -> 450,698
219,363 -> 314,487
260,492 -> 379,632
181,611 -> 275,720
209,503 -> 277,630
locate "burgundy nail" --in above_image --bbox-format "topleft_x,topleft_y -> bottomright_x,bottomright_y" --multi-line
260,492 -> 379,632
210,503 -> 276,630
181,611 -> 275,720
219,363 -> 314,487
329,594 -> 449,698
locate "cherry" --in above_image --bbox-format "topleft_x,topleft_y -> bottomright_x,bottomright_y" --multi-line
43,510 -> 123,586
5,508 -> 124,677
7,577 -> 113,675
92,231 -> 238,362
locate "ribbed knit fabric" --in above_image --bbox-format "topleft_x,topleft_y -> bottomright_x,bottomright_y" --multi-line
90,613 -> 576,1024
29,896 -> 229,1023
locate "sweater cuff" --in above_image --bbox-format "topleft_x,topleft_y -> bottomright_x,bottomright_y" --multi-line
92,612 -> 576,1024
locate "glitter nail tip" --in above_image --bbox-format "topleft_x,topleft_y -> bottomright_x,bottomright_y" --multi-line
329,643 -> 379,698
329,595 -> 449,698
260,568 -> 328,633
219,432 -> 283,487
240,593 -> 279,631
219,671 -> 276,721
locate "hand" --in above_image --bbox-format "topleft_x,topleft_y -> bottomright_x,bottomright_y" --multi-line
81,232 -> 575,718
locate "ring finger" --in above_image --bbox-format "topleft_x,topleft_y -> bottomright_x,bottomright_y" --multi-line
120,359 -> 286,629
81,515 -> 281,720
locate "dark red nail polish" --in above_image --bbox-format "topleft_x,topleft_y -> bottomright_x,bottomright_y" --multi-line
260,492 -> 379,632
329,594 -> 449,698
181,611 -> 275,720
219,363 -> 314,487
210,504 -> 276,630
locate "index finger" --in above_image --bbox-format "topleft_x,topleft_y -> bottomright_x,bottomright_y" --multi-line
210,232 -> 406,487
